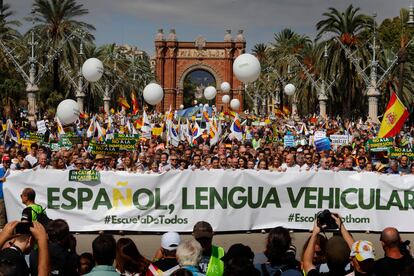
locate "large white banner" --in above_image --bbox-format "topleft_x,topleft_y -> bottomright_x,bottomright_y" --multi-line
4,170 -> 414,232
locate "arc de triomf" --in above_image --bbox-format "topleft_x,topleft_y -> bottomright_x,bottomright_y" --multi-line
154,29 -> 246,112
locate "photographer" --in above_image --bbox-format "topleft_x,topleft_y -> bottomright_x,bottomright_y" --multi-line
303,212 -> 354,276
374,227 -> 414,276
0,221 -> 50,276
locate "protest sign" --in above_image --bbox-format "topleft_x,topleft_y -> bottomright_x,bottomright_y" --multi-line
283,135 -> 295,148
366,138 -> 393,152
315,137 -> 331,152
330,135 -> 350,147
36,120 -> 47,134
389,148 -> 414,160
69,170 -> 100,182
5,170 -> 414,232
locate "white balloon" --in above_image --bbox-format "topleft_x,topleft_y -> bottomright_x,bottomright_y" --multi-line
204,104 -> 209,108
204,86 -> 217,100
222,95 -> 230,104
220,82 -> 231,93
233,53 -> 261,83
194,100 -> 198,105
143,83 -> 164,105
179,104 -> 184,109
199,103 -> 203,107
284,83 -> 296,96
230,99 -> 241,111
56,99 -> 80,125
82,58 -> 104,82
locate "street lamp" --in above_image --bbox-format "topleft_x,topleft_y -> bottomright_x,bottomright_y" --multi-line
336,11 -> 414,122
0,8 -> 86,123
286,51 -> 335,118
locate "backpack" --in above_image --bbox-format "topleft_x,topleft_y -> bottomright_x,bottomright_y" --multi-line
23,205 -> 52,227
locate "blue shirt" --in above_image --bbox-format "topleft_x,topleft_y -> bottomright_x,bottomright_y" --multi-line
84,265 -> 120,276
0,167 -> 5,199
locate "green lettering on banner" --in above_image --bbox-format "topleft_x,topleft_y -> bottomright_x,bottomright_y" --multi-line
287,187 -> 304,208
304,187 -> 317,208
376,189 -> 388,210
228,187 -> 246,209
155,188 -> 168,210
404,191 -> 414,209
133,189 -> 154,210
195,187 -> 209,209
341,188 -> 358,209
93,188 -> 112,210
78,188 -> 93,209
69,170 -> 100,182
318,188 -> 335,209
210,187 -> 228,209
358,188 -> 375,210
48,188 -> 60,209
387,191 -> 404,210
248,187 -> 263,208
262,188 -> 281,208
62,188 -> 77,210
181,188 -> 194,209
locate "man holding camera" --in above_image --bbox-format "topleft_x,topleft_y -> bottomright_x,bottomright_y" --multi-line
0,220 -> 50,276
304,211 -> 376,276
374,227 -> 414,276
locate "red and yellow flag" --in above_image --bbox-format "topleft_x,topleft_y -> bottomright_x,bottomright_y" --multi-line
378,92 -> 409,138
131,90 -> 139,114
118,95 -> 130,109
283,105 -> 291,116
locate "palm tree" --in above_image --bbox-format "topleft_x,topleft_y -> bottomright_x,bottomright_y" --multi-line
0,3 -> 21,40
268,28 -> 312,114
252,43 -> 268,64
31,0 -> 95,93
0,3 -> 22,73
316,5 -> 372,117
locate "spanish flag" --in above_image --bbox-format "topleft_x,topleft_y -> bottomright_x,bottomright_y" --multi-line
118,95 -> 130,109
378,92 -> 409,138
131,90 -> 139,114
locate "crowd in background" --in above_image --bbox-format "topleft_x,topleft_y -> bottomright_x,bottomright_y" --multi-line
1,114 -> 414,175
1,114 -> 414,275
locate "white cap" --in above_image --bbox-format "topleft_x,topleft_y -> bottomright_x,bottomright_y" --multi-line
161,232 -> 181,250
350,240 -> 375,262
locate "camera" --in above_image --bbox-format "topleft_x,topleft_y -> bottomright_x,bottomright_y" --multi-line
317,209 -> 338,230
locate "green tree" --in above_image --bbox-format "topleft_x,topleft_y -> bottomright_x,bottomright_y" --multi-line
316,5 -> 372,117
31,0 -> 95,93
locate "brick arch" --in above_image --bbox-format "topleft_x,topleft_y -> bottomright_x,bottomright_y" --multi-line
177,63 -> 222,90
154,33 -> 246,111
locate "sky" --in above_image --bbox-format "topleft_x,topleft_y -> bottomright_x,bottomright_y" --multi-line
9,0 -> 412,56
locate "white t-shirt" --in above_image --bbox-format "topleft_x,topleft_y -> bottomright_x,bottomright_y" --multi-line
25,155 -> 38,167
281,163 -> 301,172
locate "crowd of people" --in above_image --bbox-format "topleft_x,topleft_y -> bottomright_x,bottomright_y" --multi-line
0,203 -> 413,276
1,113 -> 414,275
0,114 -> 413,175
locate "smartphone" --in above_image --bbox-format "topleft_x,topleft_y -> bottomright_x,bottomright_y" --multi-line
15,222 -> 33,235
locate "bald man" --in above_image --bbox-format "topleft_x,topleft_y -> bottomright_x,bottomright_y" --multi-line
374,227 -> 414,276
280,153 -> 300,172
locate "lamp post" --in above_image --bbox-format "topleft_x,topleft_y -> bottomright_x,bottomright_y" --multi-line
0,9 -> 85,123
336,12 -> 414,122
286,50 -> 335,118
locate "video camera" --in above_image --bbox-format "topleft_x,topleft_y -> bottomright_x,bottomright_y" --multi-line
317,209 -> 338,230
